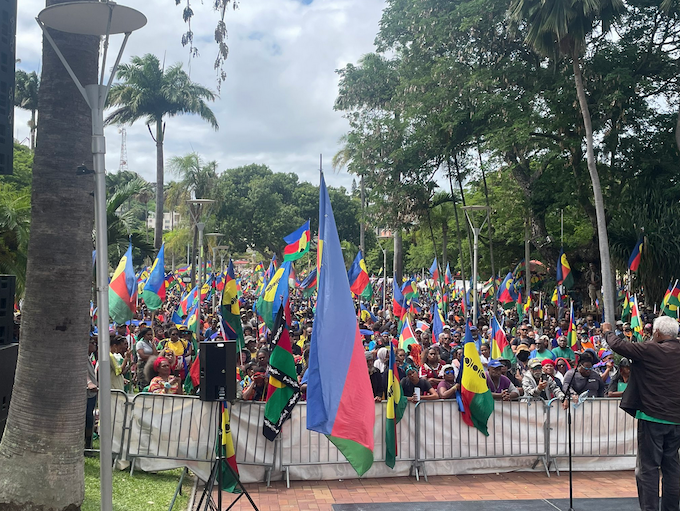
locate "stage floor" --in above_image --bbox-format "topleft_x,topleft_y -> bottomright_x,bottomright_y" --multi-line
333,497 -> 639,511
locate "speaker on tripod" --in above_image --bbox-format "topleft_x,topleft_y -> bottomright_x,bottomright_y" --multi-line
196,340 -> 258,511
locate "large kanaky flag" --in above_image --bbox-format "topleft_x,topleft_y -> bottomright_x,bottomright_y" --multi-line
109,243 -> 137,324
263,306 -> 301,441
385,341 -> 407,468
141,243 -> 166,310
459,323 -> 493,436
306,172 -> 375,476
220,260 -> 245,353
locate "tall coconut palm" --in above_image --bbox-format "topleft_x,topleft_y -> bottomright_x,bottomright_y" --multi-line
168,152 -> 218,286
0,3 -> 98,508
509,0 -> 624,318
105,54 -> 219,250
14,70 -> 40,150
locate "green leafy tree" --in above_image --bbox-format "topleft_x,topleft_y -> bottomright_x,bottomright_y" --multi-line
105,54 -> 219,250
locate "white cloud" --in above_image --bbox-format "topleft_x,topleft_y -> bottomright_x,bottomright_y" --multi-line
14,0 -> 386,189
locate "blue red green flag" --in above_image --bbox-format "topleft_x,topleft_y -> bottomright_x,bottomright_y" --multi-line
109,244 -> 137,325
628,238 -> 643,272
556,250 -> 574,289
141,244 -> 166,311
306,171 -> 375,476
497,272 -> 518,307
348,250 -> 372,298
429,257 -> 440,282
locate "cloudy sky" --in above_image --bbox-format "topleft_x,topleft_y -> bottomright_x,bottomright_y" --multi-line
15,0 -> 387,189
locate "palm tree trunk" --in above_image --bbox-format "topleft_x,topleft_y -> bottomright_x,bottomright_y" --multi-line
154,119 -> 164,250
0,13 -> 98,510
447,159 -> 466,292
441,219 -> 448,269
393,230 -> 403,285
30,109 -> 36,151
676,104 -> 680,153
573,51 -> 615,318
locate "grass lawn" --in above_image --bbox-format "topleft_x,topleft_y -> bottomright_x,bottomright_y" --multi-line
83,446 -> 193,511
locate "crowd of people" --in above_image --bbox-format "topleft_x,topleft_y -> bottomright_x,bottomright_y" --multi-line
76,278 -> 655,442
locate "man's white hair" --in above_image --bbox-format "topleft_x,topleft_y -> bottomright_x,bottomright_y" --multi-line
653,316 -> 679,339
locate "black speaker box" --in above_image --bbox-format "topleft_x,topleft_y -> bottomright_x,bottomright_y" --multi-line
0,274 -> 15,344
199,340 -> 236,402
0,0 -> 16,175
0,342 -> 18,439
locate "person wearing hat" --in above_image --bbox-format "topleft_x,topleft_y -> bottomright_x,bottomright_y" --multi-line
594,350 -> 617,385
514,343 -> 531,381
436,364 -> 460,399
244,335 -> 258,359
487,359 -> 519,401
604,317 -> 680,511
530,335 -> 555,361
606,358 -> 631,398
522,358 -> 564,401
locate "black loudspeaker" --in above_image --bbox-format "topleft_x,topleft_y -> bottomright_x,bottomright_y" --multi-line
0,342 -> 18,439
0,0 -> 16,175
199,340 -> 237,402
0,275 -> 15,344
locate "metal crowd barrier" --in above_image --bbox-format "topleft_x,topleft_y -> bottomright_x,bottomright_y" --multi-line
97,392 -> 639,487
229,401 -> 279,486
278,402 -> 418,488
126,393 -> 219,474
414,397 -> 550,481
85,390 -> 130,461
546,397 -> 637,463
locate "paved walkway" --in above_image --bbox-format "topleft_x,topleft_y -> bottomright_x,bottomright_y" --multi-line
195,471 -> 637,511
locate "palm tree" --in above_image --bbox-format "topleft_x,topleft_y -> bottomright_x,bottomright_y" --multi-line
0,1 -> 98,507
105,54 -> 219,250
168,152 -> 218,286
106,176 -> 156,259
14,70 -> 40,150
509,0 -> 624,318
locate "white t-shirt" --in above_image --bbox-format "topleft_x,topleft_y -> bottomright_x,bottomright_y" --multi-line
136,339 -> 154,355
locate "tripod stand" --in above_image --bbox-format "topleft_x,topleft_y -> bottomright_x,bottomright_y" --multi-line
195,402 -> 259,511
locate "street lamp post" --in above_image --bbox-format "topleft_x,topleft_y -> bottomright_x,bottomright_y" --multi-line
462,206 -> 490,326
205,233 -> 223,313
377,230 -> 392,316
36,4 -> 146,511
188,199 -> 214,334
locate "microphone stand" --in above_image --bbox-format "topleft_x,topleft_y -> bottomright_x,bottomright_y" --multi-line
562,368 -> 577,511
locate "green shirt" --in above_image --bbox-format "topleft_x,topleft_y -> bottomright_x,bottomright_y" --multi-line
552,346 -> 576,361
617,381 -> 628,392
635,410 -> 680,426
